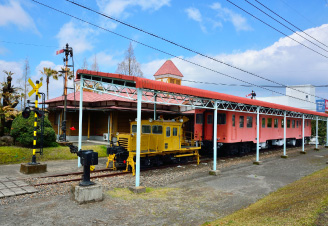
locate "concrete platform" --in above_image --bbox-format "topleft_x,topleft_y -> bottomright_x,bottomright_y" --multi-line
20,163 -> 47,174
129,186 -> 146,193
72,184 -> 103,204
0,176 -> 37,198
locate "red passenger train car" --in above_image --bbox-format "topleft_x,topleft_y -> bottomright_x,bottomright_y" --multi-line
194,109 -> 311,155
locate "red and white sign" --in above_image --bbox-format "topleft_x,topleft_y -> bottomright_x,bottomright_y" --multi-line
325,99 -> 328,112
56,49 -> 64,55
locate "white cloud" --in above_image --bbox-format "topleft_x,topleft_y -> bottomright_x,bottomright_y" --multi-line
141,24 -> 328,98
87,52 -> 119,72
185,7 -> 207,33
0,60 -> 23,83
185,7 -> 202,22
56,22 -> 95,54
0,0 -> 39,34
96,0 -> 170,18
211,2 -> 252,31
33,61 -> 66,100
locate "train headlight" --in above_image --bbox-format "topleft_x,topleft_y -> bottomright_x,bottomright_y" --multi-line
116,132 -> 119,136
149,118 -> 153,122
179,119 -> 183,122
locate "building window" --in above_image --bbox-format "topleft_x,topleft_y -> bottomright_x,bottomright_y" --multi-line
281,119 -> 284,128
166,127 -> 171,137
218,113 -> 226,124
262,118 -> 265,128
232,114 -> 235,127
239,116 -> 244,128
173,127 -> 178,136
287,120 -> 290,128
152,125 -> 163,134
196,114 -> 203,124
267,118 -> 272,128
274,119 -> 278,128
207,114 -> 213,124
247,116 -> 253,128
296,121 -> 299,128
292,120 -> 295,128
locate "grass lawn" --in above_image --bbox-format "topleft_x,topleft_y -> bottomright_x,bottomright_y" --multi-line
206,166 -> 328,226
0,145 -> 108,164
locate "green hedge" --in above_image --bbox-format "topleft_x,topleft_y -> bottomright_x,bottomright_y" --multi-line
10,113 -> 57,147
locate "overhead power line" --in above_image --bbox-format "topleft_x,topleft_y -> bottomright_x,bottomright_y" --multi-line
30,0 -> 319,105
226,0 -> 328,59
254,0 -> 328,49
65,0 -> 324,99
64,0 -> 327,101
244,0 -> 328,53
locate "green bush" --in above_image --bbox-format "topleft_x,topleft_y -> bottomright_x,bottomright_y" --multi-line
10,113 -> 57,147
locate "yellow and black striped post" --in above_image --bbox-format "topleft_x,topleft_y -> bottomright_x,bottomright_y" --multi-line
31,80 -> 40,164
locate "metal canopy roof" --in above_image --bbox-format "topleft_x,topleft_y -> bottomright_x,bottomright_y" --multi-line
76,69 -> 327,120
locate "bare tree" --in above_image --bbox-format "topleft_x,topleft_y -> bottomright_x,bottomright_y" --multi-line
91,55 -> 99,71
116,42 -> 143,77
82,57 -> 88,70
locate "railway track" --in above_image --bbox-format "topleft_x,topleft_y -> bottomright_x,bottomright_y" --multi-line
31,145 -> 304,186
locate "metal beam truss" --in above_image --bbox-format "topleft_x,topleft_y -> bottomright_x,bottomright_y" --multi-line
81,75 -> 327,120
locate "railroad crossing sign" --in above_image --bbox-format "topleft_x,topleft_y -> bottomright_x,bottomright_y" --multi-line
28,78 -> 42,98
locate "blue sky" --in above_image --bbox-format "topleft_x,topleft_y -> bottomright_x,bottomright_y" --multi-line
1,0 -> 328,101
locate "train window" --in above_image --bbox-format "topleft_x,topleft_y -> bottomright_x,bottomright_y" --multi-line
267,118 -> 272,128
247,116 -> 252,128
142,125 -> 151,134
292,120 -> 295,128
196,114 -> 203,124
173,127 -> 178,136
281,119 -> 284,128
132,125 -> 137,133
239,116 -> 244,128
307,120 -> 308,126
262,118 -> 265,128
297,121 -> 299,128
232,114 -> 235,127
218,113 -> 226,124
152,125 -> 163,134
207,114 -> 213,124
274,119 -> 278,128
287,120 -> 290,128
166,127 -> 171,137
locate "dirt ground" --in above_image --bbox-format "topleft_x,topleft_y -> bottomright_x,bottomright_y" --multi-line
1,146 -> 328,226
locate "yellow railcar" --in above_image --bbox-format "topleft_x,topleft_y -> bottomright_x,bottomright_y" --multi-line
106,117 -> 200,175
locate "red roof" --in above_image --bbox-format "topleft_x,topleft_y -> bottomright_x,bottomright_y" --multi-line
154,60 -> 183,77
76,69 -> 328,118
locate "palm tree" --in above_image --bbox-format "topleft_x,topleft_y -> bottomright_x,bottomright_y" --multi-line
40,67 -> 58,100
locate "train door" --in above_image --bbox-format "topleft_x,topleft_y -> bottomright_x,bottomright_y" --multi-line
231,113 -> 237,140
204,112 -> 213,141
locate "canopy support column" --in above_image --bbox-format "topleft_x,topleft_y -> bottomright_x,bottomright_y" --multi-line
281,111 -> 288,158
154,92 -> 157,120
78,78 -> 83,168
135,88 -> 142,187
253,107 -> 261,165
300,115 -> 306,154
315,116 -> 319,150
209,101 -> 220,175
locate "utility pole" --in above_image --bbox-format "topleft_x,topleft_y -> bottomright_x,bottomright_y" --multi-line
56,43 -> 73,142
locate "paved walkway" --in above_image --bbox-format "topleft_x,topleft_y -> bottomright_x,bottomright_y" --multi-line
0,176 -> 37,198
